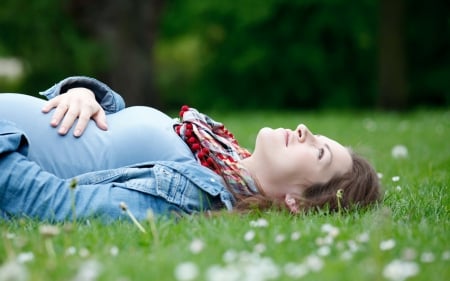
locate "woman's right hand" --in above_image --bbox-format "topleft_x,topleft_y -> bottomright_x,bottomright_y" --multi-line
41,87 -> 108,137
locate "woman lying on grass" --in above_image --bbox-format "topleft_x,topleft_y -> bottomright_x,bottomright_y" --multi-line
0,76 -> 381,222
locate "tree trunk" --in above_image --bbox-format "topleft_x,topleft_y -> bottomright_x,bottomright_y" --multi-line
378,0 -> 408,109
68,0 -> 165,107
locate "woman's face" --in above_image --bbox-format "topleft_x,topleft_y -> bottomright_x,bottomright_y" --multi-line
250,124 -> 352,198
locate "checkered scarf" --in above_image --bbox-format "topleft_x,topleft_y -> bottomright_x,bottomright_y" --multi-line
174,106 -> 258,197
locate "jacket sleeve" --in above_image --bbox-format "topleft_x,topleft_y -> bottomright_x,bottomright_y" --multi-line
39,76 -> 126,114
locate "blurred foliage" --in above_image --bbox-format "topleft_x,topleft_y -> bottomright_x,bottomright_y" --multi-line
0,0 -> 448,109
155,0 -> 379,110
0,0 -> 106,96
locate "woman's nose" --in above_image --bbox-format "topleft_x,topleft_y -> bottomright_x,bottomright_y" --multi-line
295,124 -> 314,143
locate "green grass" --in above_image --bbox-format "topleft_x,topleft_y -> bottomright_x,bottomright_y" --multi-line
1,109 -> 449,281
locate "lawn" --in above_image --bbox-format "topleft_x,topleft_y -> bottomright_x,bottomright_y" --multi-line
1,109 -> 449,281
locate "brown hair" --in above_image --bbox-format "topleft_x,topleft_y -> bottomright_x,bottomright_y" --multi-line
231,151 -> 382,213
299,151 -> 382,212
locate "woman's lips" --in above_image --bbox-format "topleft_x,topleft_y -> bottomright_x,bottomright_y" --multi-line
285,129 -> 290,146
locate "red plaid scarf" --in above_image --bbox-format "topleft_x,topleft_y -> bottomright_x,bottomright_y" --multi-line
174,105 -> 258,196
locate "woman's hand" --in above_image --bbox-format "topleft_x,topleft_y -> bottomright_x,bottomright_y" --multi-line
41,87 -> 108,137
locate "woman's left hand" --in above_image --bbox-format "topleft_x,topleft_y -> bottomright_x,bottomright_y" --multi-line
41,87 -> 108,137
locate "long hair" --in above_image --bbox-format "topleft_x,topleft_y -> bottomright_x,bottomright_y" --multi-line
230,151 -> 382,213
299,151 -> 382,212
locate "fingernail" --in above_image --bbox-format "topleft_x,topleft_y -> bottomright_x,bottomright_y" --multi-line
59,126 -> 66,134
74,129 -> 81,137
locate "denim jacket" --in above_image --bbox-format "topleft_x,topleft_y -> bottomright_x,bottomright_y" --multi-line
0,77 -> 236,222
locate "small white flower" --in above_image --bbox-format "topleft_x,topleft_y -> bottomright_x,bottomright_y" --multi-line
347,240 -> 359,252
316,235 -> 334,246
420,252 -> 435,263
5,233 -> 16,239
284,263 -> 309,278
275,234 -> 285,243
72,260 -> 102,281
442,251 -> 450,260
391,145 -> 408,159
206,265 -> 240,281
79,247 -> 90,258
396,185 -> 402,191
253,243 -> 266,254
357,232 -> 369,243
321,224 -> 339,237
223,250 -> 238,263
377,173 -> 384,179
341,251 -> 353,260
305,255 -> 324,272
174,262 -> 199,281
16,252 -> 34,264
249,218 -> 269,228
383,260 -> 419,281
244,230 -> 255,241
189,239 -> 205,254
317,246 -> 331,256
0,261 -> 28,281
380,239 -> 396,251
392,176 -> 400,182
290,231 -> 301,241
110,246 -> 119,257
65,246 -> 77,256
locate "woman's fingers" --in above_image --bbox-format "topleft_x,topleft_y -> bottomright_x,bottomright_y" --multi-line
41,88 -> 109,137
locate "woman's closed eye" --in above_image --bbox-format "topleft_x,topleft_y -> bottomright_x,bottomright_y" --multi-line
318,147 -> 325,160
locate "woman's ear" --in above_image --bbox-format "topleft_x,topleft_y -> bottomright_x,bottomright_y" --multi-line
284,193 -> 300,214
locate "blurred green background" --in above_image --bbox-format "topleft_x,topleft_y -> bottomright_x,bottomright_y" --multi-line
0,0 -> 448,111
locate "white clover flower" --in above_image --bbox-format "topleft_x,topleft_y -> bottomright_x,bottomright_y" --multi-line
420,252 -> 435,263
380,239 -> 396,251
110,246 -> 119,257
174,262 -> 199,281
253,243 -> 266,254
316,235 -> 334,246
392,176 -> 400,182
223,249 -> 238,263
317,246 -> 331,257
321,224 -> 339,237
347,240 -> 359,252
396,185 -> 402,191
357,232 -> 370,243
340,251 -> 353,260
249,218 -> 269,228
79,247 -> 90,258
72,260 -> 102,281
305,255 -> 324,272
274,234 -> 285,243
244,230 -> 255,241
284,263 -> 309,278
0,261 -> 28,281
65,246 -> 77,256
290,231 -> 301,241
16,252 -> 34,264
391,145 -> 408,159
377,172 -> 384,179
383,260 -> 419,281
189,239 -> 205,254
206,265 -> 240,281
